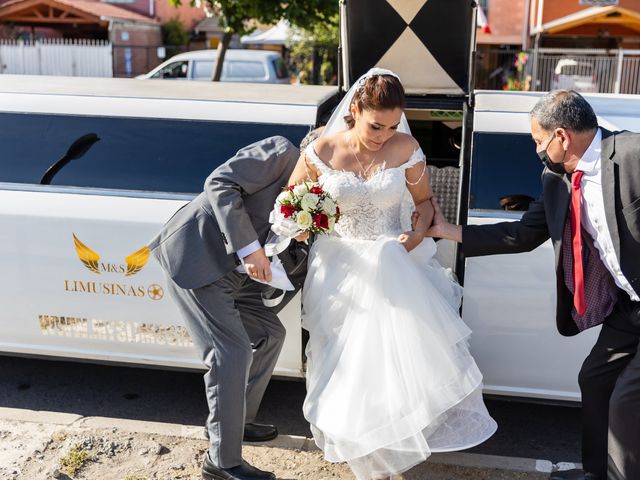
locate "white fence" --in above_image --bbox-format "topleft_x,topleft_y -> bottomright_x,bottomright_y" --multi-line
0,39 -> 112,77
530,48 -> 640,95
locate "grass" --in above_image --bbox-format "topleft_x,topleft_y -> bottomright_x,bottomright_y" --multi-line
59,444 -> 90,477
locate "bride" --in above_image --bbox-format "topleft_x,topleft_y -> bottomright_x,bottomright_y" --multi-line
286,68 -> 497,480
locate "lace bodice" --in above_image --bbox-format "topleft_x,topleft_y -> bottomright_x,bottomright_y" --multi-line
305,142 -> 426,240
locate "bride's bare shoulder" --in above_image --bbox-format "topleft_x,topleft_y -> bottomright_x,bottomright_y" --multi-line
312,133 -> 346,161
392,132 -> 420,151
387,133 -> 421,166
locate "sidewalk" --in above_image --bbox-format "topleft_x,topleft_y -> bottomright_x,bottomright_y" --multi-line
0,407 -> 568,480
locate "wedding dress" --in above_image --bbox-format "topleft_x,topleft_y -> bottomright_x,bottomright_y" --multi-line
301,142 -> 497,480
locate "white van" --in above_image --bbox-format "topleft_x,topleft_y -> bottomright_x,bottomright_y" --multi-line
136,49 -> 290,84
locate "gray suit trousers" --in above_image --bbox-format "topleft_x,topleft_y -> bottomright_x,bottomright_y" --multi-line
166,270 -> 286,468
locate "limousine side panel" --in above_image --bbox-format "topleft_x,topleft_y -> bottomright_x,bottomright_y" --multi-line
0,188 -> 303,376
463,90 -> 640,401
463,216 -> 600,401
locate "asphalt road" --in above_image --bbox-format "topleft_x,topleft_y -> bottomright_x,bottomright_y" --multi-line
0,354 -> 581,464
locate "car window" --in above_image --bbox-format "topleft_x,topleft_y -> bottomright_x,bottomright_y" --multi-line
272,57 -> 288,79
151,60 -> 187,79
560,63 -> 593,76
0,113 -> 309,194
191,60 -> 230,80
228,61 -> 266,79
470,132 -> 543,211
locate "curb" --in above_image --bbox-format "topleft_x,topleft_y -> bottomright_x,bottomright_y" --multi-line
0,406 -> 577,476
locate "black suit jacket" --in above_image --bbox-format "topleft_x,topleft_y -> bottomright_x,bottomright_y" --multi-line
462,128 -> 640,336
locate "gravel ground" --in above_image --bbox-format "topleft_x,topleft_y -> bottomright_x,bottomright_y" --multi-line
0,418 -> 551,480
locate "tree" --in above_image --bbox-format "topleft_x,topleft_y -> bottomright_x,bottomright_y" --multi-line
288,12 -> 339,85
168,0 -> 338,81
161,17 -> 189,58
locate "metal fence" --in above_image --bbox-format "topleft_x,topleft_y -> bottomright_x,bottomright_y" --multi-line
476,47 -> 640,94
0,39 -> 112,77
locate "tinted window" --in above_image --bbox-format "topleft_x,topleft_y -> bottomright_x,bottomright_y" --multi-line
273,57 -> 288,79
0,113 -> 309,194
151,61 -> 187,79
192,60 -> 213,79
560,63 -> 593,76
192,60 -> 231,80
228,61 -> 266,79
470,132 -> 543,211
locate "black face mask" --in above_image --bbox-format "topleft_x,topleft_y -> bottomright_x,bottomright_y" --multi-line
537,134 -> 567,174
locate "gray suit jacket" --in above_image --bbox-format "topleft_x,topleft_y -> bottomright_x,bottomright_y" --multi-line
149,136 -> 300,290
462,129 -> 640,336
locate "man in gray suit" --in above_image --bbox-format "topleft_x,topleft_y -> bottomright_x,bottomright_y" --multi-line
149,135 -> 309,480
426,91 -> 640,480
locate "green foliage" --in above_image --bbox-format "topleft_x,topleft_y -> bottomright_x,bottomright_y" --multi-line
161,17 -> 189,46
288,12 -> 339,85
168,0 -> 337,36
59,444 -> 90,477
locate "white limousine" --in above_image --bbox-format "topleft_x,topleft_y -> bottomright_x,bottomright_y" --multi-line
0,75 -> 638,402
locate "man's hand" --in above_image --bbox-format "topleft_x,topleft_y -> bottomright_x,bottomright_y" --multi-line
294,231 -> 310,242
424,197 -> 447,237
410,211 -> 420,231
424,197 -> 462,242
243,248 -> 272,282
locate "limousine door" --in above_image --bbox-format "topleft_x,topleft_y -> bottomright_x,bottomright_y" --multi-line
341,2 -> 594,401
462,91 -> 602,401
341,0 -> 477,262
0,106 -> 312,376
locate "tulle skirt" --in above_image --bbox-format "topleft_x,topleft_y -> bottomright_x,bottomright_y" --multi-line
302,235 -> 497,480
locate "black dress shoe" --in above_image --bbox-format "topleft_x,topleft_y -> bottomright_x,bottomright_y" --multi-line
202,453 -> 275,480
549,469 -> 599,480
203,423 -> 278,443
243,422 -> 278,442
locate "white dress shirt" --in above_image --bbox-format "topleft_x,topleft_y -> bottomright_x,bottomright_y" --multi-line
576,128 -> 639,301
236,240 -> 261,272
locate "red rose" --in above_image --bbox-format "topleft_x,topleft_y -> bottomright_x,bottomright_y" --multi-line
313,213 -> 329,230
310,185 -> 324,195
287,185 -> 295,191
280,204 -> 297,218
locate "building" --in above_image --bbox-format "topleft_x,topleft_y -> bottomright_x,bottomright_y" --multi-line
530,0 -> 640,49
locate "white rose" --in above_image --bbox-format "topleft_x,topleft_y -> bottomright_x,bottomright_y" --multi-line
321,197 -> 336,215
301,193 -> 320,212
293,184 -> 308,197
296,210 -> 313,230
276,190 -> 290,204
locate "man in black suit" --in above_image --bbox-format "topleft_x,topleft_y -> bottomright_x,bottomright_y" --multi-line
427,90 -> 640,480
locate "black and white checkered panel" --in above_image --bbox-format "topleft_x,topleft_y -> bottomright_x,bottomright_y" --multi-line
428,165 -> 459,224
345,0 -> 475,94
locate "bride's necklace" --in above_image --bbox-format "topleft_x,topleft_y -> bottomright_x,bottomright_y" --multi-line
348,133 -> 377,179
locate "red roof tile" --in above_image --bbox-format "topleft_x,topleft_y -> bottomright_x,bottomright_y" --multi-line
0,0 -> 158,23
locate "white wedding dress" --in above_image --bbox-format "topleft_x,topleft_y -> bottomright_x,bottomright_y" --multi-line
301,142 -> 497,480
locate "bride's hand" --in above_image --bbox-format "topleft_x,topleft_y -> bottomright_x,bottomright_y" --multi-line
398,231 -> 422,252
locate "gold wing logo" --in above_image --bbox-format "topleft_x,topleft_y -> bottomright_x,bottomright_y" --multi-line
72,233 -> 101,275
125,246 -> 151,277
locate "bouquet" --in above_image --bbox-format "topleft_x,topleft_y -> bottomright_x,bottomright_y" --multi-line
267,182 -> 340,255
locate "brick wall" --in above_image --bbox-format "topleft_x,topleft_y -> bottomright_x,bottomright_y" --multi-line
477,0 -> 526,45
110,21 -> 162,77
154,0 -> 206,30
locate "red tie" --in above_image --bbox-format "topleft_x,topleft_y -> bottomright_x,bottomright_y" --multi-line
571,170 -> 586,316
